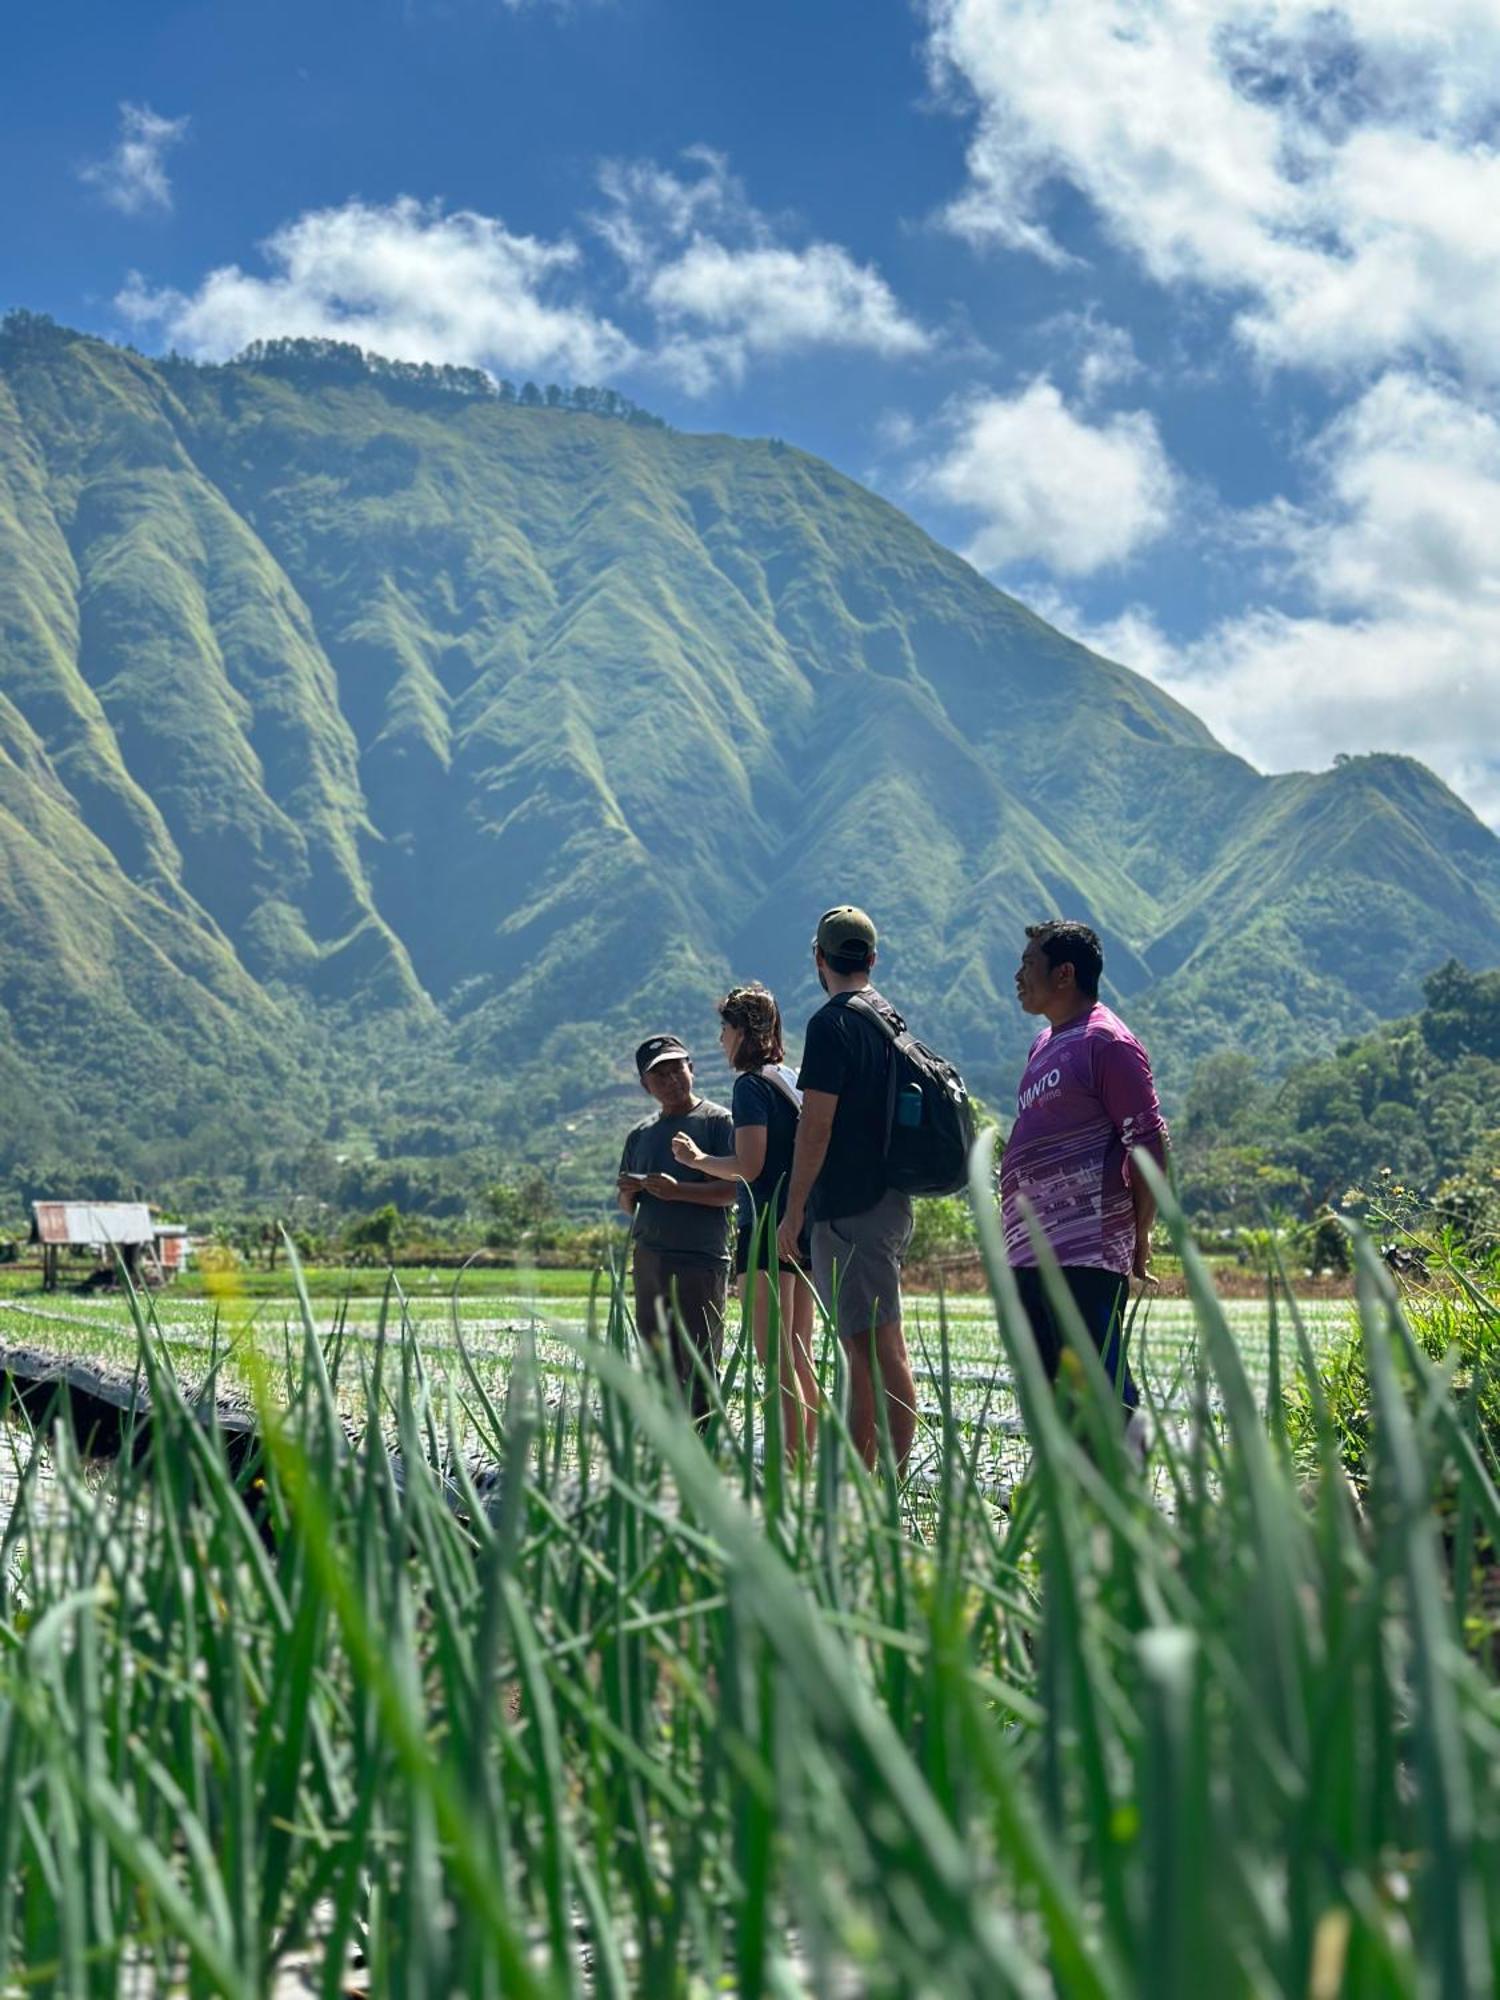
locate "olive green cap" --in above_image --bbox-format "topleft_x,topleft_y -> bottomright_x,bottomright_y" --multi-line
814,905 -> 877,964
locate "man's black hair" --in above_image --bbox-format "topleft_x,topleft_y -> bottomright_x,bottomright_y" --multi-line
1026,920 -> 1103,999
825,944 -> 872,975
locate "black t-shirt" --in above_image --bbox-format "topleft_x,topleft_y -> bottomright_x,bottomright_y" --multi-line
731,1070 -> 799,1227
620,1098 -> 735,1264
796,989 -> 895,1222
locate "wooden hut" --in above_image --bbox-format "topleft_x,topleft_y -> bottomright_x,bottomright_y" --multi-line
29,1201 -> 157,1291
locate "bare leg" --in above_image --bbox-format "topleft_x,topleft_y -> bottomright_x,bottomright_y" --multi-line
875,1319 -> 916,1471
783,1270 -> 819,1456
846,1338 -> 878,1467
745,1270 -> 809,1466
844,1319 -> 916,1473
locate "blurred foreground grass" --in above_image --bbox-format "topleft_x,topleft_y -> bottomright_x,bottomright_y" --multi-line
0,1146 -> 1495,1996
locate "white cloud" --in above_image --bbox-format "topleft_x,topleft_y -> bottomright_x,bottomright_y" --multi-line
1302,373 -> 1500,616
916,378 -> 1177,573
1042,373 -> 1500,822
80,103 -> 189,217
646,241 -> 930,389
119,158 -> 927,398
925,0 -> 1500,383
596,149 -> 930,391
118,196 -> 633,380
875,408 -> 918,452
920,5 -> 1500,816
594,147 -> 744,274
1038,307 -> 1142,400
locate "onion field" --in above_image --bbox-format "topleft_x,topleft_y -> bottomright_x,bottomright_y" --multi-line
0,1163 -> 1496,1997
0,1286 -> 1353,1505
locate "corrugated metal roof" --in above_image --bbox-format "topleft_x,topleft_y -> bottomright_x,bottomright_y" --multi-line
31,1201 -> 156,1247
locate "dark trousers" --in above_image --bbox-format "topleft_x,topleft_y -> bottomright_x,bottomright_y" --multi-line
1013,1265 -> 1137,1411
632,1246 -> 728,1426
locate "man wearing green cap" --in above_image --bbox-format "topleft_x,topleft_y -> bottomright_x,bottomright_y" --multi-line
779,907 -> 918,1471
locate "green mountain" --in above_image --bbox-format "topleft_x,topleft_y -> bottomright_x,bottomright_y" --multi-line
2,311 -> 1499,1203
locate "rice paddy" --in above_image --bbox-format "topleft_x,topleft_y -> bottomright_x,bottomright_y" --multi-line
0,1158 -> 1495,1997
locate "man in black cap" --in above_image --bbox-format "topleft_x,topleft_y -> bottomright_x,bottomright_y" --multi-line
618,1035 -> 737,1424
779,907 -> 918,1471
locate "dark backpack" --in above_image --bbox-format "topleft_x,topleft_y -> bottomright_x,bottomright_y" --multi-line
844,993 -> 976,1198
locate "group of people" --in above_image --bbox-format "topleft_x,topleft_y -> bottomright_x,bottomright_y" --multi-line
616,905 -> 1169,1469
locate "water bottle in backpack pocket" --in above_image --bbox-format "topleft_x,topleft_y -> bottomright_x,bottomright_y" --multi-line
895,1080 -> 924,1129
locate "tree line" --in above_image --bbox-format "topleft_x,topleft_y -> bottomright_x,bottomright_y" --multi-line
223,336 -> 668,425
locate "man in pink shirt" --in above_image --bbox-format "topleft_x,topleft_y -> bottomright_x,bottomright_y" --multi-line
1001,920 -> 1169,1412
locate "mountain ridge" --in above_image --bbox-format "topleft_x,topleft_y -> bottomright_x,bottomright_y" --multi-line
1,311 -> 1498,1198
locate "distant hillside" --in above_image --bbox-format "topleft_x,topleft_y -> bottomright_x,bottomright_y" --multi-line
3,311 -> 1500,1202
1176,959 -> 1500,1246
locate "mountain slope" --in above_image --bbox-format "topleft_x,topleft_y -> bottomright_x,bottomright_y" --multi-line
2,311 -> 1498,1190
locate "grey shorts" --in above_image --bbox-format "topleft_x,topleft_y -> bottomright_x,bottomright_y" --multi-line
810,1189 -> 914,1345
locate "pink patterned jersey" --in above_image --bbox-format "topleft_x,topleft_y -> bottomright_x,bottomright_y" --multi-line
1001,1004 -> 1168,1275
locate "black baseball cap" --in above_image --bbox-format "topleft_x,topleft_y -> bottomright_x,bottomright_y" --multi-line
635,1033 -> 692,1078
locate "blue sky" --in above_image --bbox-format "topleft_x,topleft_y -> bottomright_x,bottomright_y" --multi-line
7,0 -> 1500,820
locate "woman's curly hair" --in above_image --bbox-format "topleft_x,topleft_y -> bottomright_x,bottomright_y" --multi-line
718,983 -> 784,1072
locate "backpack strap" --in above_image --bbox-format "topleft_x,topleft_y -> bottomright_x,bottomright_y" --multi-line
843,991 -> 906,1041
841,992 -> 906,1160
755,1063 -> 802,1112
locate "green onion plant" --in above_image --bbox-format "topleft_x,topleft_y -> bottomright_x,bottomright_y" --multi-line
0,1151 -> 1495,1995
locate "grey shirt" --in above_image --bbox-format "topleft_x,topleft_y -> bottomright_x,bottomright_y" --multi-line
620,1097 -> 735,1264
